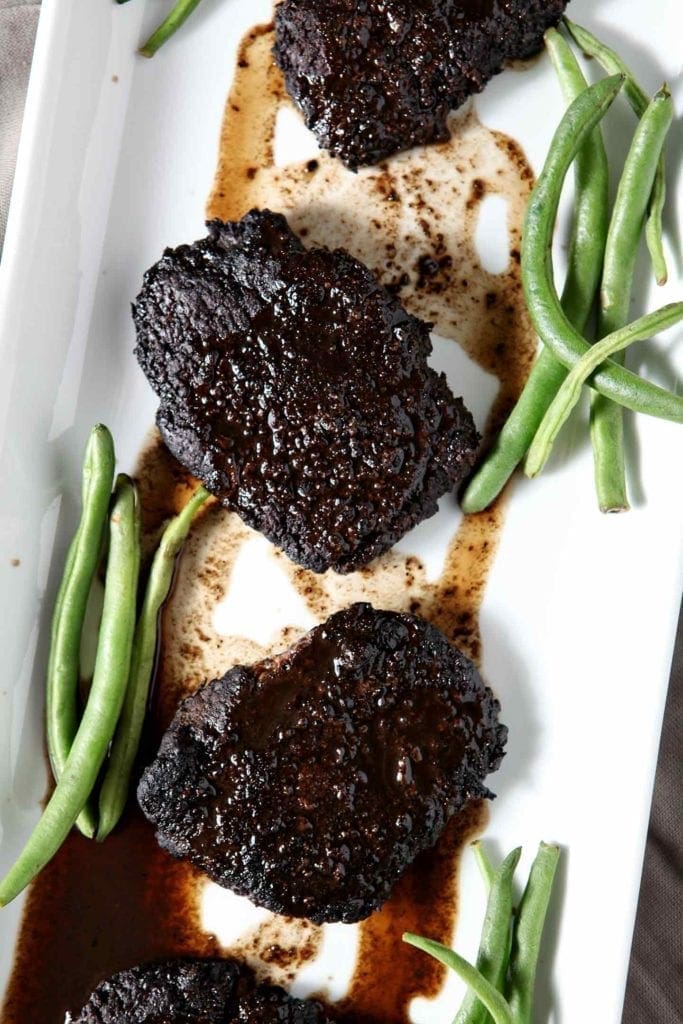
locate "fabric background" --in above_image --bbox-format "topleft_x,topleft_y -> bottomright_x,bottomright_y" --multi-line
0,0 -> 38,246
0,1 -> 680,1019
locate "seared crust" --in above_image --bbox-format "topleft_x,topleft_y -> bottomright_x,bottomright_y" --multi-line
274,0 -> 569,167
66,958 -> 333,1023
138,604 -> 507,924
133,210 -> 479,573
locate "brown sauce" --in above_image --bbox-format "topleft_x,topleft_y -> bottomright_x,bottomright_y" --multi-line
0,810 -> 217,1024
223,915 -> 323,990
2,13 -> 536,1024
333,801 -> 488,1023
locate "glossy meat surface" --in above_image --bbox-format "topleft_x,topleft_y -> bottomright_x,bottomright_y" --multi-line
138,604 -> 507,923
132,208 -> 475,577
274,0 -> 569,167
66,958 -> 332,1024
133,210 -> 478,573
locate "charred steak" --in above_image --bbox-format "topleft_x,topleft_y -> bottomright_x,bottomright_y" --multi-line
66,958 -> 333,1024
138,603 -> 507,924
274,0 -> 569,167
133,210 -> 478,574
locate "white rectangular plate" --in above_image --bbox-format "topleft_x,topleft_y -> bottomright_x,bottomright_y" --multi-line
1,0 -> 682,1021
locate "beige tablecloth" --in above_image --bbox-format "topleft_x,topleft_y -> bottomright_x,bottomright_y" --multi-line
0,1 -> 680,1019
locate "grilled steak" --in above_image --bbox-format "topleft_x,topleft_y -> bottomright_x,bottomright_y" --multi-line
138,603 -> 507,924
66,958 -> 332,1023
133,210 -> 479,574
274,0 -> 569,167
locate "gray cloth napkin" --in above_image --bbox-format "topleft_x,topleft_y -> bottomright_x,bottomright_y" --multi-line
0,2 -> 680,1020
0,0 -> 39,248
622,605 -> 683,1024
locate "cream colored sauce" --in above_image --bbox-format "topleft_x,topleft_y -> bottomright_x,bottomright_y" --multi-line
224,915 -> 323,989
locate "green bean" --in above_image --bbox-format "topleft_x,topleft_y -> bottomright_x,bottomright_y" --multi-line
564,18 -> 669,285
97,486 -> 210,841
591,85 -> 674,512
522,75 -> 683,423
139,0 -> 204,58
77,481 -> 140,837
0,476 -> 140,907
545,29 -> 611,341
506,843 -> 560,1024
453,847 -> 521,1024
472,839 -> 496,890
46,425 -> 115,837
645,160 -> 668,286
461,29 -> 610,514
527,301 -> 683,476
403,934 -> 513,1024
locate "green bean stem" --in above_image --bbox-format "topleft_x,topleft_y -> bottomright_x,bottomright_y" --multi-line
564,18 -> 668,285
453,847 -> 521,1024
461,28 -> 610,514
527,301 -> 683,476
522,75 -> 683,423
139,0 -> 204,58
506,843 -> 561,1024
591,85 -> 674,511
46,425 -> 115,837
0,476 -> 140,907
97,486 -> 210,841
403,934 -> 513,1024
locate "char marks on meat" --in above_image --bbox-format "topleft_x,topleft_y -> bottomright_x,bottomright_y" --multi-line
133,210 -> 479,573
138,603 -> 507,924
66,958 -> 333,1023
274,0 -> 569,167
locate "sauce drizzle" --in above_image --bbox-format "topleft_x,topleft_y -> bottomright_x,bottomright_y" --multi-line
333,802 -> 488,1023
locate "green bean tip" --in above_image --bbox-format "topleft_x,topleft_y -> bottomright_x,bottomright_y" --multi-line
602,503 -> 631,514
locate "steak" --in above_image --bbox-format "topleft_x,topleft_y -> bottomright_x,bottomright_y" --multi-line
66,958 -> 333,1024
133,210 -> 479,574
138,603 -> 507,924
274,0 -> 569,167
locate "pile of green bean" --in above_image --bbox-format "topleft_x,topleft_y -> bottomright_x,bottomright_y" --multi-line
461,22 -> 682,516
0,425 -> 210,908
404,841 -> 560,1024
